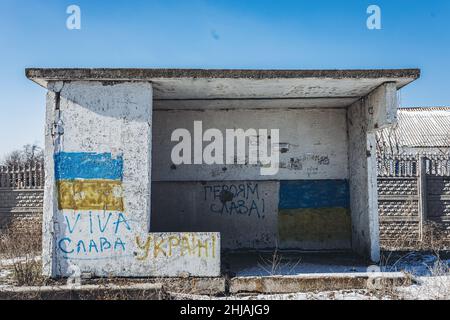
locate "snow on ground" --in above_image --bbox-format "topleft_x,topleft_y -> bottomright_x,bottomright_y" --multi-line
173,252 -> 450,300
0,255 -> 41,286
226,251 -> 450,277
0,255 -> 41,267
381,252 -> 449,276
0,269 -> 12,279
172,279 -> 450,300
234,262 -> 368,276
0,252 -> 449,299
224,251 -> 371,276
397,276 -> 450,300
0,267 -> 14,287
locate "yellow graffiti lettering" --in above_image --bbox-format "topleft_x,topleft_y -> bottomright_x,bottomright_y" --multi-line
135,235 -> 152,261
212,235 -> 216,258
154,237 -> 167,258
180,236 -> 192,256
168,236 -> 180,256
197,238 -> 209,257
134,233 -> 217,261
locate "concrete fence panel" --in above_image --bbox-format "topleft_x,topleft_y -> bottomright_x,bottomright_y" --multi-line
0,163 -> 44,233
378,153 -> 450,248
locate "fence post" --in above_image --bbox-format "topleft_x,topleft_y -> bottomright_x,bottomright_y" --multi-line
418,155 -> 427,242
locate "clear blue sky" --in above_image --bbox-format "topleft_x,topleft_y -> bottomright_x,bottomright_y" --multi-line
0,0 -> 449,155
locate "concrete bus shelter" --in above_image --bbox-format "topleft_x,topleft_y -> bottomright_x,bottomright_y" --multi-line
26,68 -> 420,278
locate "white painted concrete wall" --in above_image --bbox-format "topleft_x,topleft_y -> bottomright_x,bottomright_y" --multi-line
152,181 -> 279,249
152,180 -> 352,250
43,81 -> 220,277
152,109 -> 349,181
151,108 -> 351,250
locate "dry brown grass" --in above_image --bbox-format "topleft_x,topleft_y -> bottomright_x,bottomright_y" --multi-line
421,222 -> 450,251
381,221 -> 450,252
74,279 -> 167,300
392,255 -> 450,300
0,226 -> 46,286
256,248 -> 302,276
378,224 -> 450,300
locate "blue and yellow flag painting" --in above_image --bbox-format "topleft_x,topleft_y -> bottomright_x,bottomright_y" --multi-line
278,180 -> 351,243
55,152 -> 124,211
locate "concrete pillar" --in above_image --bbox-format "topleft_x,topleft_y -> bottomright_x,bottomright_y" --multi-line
367,82 -> 398,131
347,83 -> 398,262
418,155 -> 428,241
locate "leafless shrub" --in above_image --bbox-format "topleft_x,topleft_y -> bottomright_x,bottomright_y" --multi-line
258,249 -> 282,275
423,256 -> 450,299
381,220 -> 450,252
421,222 -> 450,251
77,279 -> 166,300
257,248 -> 302,276
0,226 -> 45,286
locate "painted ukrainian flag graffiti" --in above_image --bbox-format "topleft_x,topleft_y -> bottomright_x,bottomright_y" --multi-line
278,180 -> 351,245
55,152 -> 124,211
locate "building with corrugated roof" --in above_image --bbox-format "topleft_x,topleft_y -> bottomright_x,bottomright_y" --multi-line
377,107 -> 450,154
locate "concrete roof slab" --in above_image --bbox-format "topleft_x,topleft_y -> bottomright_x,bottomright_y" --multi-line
25,68 -> 420,82
26,68 -> 420,109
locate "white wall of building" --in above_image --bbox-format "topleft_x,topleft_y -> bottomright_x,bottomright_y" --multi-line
43,81 -> 220,277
